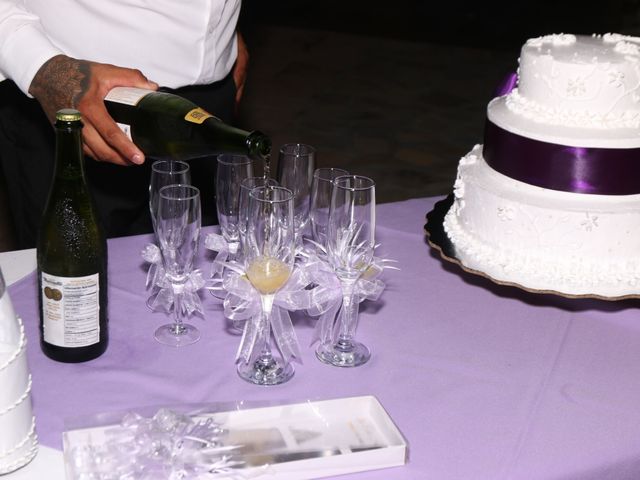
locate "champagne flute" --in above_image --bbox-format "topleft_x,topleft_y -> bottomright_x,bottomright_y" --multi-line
155,184 -> 202,347
316,175 -> 375,367
276,143 -> 315,241
210,155 -> 254,300
149,160 -> 191,234
216,176 -> 278,333
147,160 -> 191,311
238,186 -> 296,385
238,176 -> 278,252
216,154 -> 254,255
309,167 -> 349,248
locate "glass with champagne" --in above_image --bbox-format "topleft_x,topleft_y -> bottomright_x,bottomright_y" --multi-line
238,186 -> 296,385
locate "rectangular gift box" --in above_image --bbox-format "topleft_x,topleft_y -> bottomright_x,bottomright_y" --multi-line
63,395 -> 408,479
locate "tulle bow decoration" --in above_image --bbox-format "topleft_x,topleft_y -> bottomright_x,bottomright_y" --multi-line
141,243 -> 165,290
141,244 -> 206,317
204,233 -> 241,297
299,242 -> 397,348
204,233 -> 239,277
66,408 -> 249,479
218,261 -> 319,366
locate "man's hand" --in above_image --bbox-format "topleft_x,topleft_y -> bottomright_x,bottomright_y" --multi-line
233,32 -> 249,108
29,55 -> 158,166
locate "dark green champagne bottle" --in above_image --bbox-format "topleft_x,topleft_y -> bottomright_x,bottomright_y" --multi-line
104,87 -> 271,160
37,109 -> 108,363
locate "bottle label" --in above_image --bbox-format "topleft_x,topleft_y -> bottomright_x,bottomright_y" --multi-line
41,272 -> 100,348
116,122 -> 133,140
104,87 -> 150,106
185,107 -> 213,124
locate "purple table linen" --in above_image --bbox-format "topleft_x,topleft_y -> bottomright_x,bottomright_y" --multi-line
9,197 -> 640,479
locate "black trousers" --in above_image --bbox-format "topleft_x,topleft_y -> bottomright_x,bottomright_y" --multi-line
0,74 -> 236,249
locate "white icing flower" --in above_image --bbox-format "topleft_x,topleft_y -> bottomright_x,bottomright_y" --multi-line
580,213 -> 599,232
497,206 -> 516,221
553,34 -> 577,46
615,41 -> 640,56
566,77 -> 587,97
607,69 -> 625,87
527,34 -> 575,48
603,33 -> 625,44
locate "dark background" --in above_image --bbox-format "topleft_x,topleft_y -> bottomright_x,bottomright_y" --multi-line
240,0 -> 640,50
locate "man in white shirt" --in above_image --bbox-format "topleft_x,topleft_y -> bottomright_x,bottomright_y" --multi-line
0,0 -> 249,247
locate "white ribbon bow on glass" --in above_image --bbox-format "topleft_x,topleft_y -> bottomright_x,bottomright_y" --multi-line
141,244 -> 206,317
299,243 -> 397,349
204,233 -> 240,297
216,261 -> 320,366
141,243 -> 165,291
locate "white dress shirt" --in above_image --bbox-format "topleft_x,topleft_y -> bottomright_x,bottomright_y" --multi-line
0,0 -> 240,95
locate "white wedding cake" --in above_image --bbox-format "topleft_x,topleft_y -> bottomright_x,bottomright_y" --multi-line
444,33 -> 640,298
0,282 -> 38,474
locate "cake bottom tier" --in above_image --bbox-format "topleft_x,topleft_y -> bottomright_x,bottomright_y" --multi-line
443,144 -> 640,298
0,417 -> 37,474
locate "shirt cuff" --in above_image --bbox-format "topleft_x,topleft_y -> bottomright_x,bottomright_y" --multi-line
0,22 -> 63,96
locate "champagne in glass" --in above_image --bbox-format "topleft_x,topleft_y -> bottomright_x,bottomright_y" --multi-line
261,153 -> 272,181
238,186 -> 296,385
246,256 -> 292,294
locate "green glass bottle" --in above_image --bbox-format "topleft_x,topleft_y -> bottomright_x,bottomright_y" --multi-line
104,87 -> 272,160
37,109 -> 108,363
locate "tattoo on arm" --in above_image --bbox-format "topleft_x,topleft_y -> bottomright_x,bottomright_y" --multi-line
28,55 -> 92,122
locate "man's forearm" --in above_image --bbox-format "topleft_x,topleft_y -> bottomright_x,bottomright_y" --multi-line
29,55 -> 91,122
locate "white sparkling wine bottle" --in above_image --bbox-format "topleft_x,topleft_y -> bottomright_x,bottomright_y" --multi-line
104,87 -> 272,160
37,109 -> 108,363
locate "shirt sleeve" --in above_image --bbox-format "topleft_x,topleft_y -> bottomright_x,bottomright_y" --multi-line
0,0 -> 63,96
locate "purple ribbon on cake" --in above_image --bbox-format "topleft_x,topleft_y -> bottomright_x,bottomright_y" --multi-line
492,71 -> 518,97
483,120 -> 640,195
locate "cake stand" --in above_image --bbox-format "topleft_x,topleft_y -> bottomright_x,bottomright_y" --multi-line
425,194 -> 640,302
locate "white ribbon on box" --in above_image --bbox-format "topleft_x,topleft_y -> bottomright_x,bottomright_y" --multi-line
141,244 -> 206,317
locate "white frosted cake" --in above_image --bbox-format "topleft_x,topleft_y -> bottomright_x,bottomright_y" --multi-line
0,291 -> 38,474
444,34 -> 640,298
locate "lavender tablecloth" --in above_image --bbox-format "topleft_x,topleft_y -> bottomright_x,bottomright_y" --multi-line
8,196 -> 640,479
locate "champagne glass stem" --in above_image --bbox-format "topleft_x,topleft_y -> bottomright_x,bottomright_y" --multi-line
337,279 -> 358,350
258,294 -> 275,360
171,284 -> 186,335
316,276 -> 369,367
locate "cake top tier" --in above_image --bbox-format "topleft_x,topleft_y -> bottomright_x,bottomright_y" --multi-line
515,34 -> 640,125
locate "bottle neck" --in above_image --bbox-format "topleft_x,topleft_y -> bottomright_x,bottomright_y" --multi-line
54,122 -> 85,179
246,130 -> 272,158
